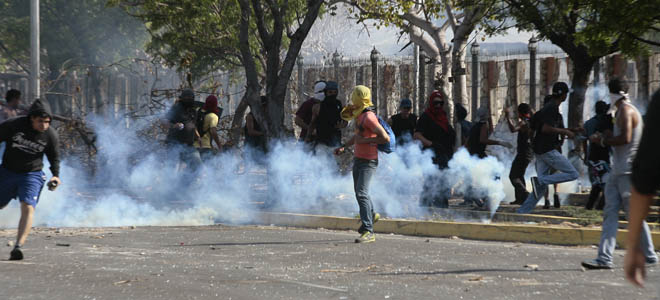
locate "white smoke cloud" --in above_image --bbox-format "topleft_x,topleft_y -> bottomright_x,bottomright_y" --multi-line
0,112 -> 514,228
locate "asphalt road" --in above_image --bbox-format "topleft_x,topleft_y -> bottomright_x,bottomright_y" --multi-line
1,225 -> 658,300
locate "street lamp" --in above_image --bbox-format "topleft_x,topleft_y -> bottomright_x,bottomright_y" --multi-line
528,36 -> 538,109
471,42 -> 480,119
370,47 -> 380,113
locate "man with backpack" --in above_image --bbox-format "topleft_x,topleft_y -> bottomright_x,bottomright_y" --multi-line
165,89 -> 202,171
335,85 -> 391,243
517,82 -> 580,214
194,95 -> 223,160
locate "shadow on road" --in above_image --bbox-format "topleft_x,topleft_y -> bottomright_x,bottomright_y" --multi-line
373,267 -> 582,276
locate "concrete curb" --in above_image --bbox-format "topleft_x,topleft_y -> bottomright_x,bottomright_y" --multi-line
255,212 -> 660,250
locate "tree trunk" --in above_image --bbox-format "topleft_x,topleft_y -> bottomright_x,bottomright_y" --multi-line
568,59 -> 595,129
230,93 -> 249,145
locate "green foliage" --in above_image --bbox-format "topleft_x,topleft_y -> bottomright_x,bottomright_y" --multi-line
0,0 -> 148,73
115,0 -> 247,79
487,0 -> 660,58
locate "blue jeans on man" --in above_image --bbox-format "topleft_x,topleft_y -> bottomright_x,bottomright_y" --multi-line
595,174 -> 657,265
353,158 -> 378,233
517,150 -> 578,213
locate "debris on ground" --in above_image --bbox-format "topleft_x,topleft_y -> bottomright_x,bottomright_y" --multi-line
524,264 -> 539,271
468,276 -> 484,282
7,240 -> 14,247
321,264 -> 377,273
56,243 -> 71,247
560,221 -> 582,228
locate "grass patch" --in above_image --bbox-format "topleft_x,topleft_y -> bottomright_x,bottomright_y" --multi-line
561,206 -> 603,226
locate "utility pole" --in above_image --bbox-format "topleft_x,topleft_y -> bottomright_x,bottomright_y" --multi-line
30,0 -> 40,100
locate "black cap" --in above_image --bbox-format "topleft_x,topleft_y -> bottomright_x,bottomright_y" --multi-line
552,82 -> 569,95
400,98 -> 412,108
180,89 -> 195,100
325,81 -> 338,91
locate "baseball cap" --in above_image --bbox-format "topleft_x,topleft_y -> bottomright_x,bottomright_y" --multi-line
325,81 -> 338,91
400,98 -> 412,108
180,89 -> 195,100
551,82 -> 570,95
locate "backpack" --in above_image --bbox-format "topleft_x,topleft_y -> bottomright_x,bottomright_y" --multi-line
358,111 -> 396,154
195,108 -> 223,137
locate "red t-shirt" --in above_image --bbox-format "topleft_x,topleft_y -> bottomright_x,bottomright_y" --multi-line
354,111 -> 379,160
295,98 -> 319,139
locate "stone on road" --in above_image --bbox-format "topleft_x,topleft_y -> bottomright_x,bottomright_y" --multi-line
0,225 -> 656,299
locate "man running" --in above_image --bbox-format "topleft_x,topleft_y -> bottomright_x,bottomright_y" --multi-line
517,82 -> 580,213
0,99 -> 60,260
335,86 -> 389,243
582,79 -> 657,269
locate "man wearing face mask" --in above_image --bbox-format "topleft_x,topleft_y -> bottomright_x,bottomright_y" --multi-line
306,81 -> 346,147
165,89 -> 202,171
582,78 -> 657,270
414,91 -> 456,208
295,81 -> 326,143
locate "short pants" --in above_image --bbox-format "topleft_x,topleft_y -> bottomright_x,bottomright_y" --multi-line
0,166 -> 46,209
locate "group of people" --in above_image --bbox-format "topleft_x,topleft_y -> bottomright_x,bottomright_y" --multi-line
0,76 -> 658,285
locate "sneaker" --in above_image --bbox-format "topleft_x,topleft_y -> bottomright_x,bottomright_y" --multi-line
530,177 -> 541,200
355,232 -> 375,243
646,259 -> 658,267
553,194 -> 561,208
581,259 -> 613,270
373,213 -> 380,224
9,247 -> 23,261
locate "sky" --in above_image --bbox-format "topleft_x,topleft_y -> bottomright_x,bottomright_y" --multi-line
300,5 -> 560,61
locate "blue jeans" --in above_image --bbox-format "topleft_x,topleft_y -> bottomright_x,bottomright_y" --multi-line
596,174 -> 657,264
517,150 -> 579,213
353,158 -> 378,233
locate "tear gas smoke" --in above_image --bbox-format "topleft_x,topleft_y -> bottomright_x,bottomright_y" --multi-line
0,111 -> 512,228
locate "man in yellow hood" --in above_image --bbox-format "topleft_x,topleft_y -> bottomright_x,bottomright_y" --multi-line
335,86 -> 389,243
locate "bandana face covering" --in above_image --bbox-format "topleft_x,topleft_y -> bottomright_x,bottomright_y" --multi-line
608,92 -> 629,115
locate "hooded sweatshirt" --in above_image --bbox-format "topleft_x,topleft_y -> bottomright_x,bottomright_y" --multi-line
0,99 -> 60,176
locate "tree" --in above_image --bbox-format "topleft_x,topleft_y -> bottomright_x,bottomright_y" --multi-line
488,0 -> 660,130
119,0 -> 325,139
0,0 -> 148,113
345,0 -> 497,123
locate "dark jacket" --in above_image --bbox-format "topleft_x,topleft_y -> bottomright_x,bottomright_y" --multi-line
0,99 -> 60,176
